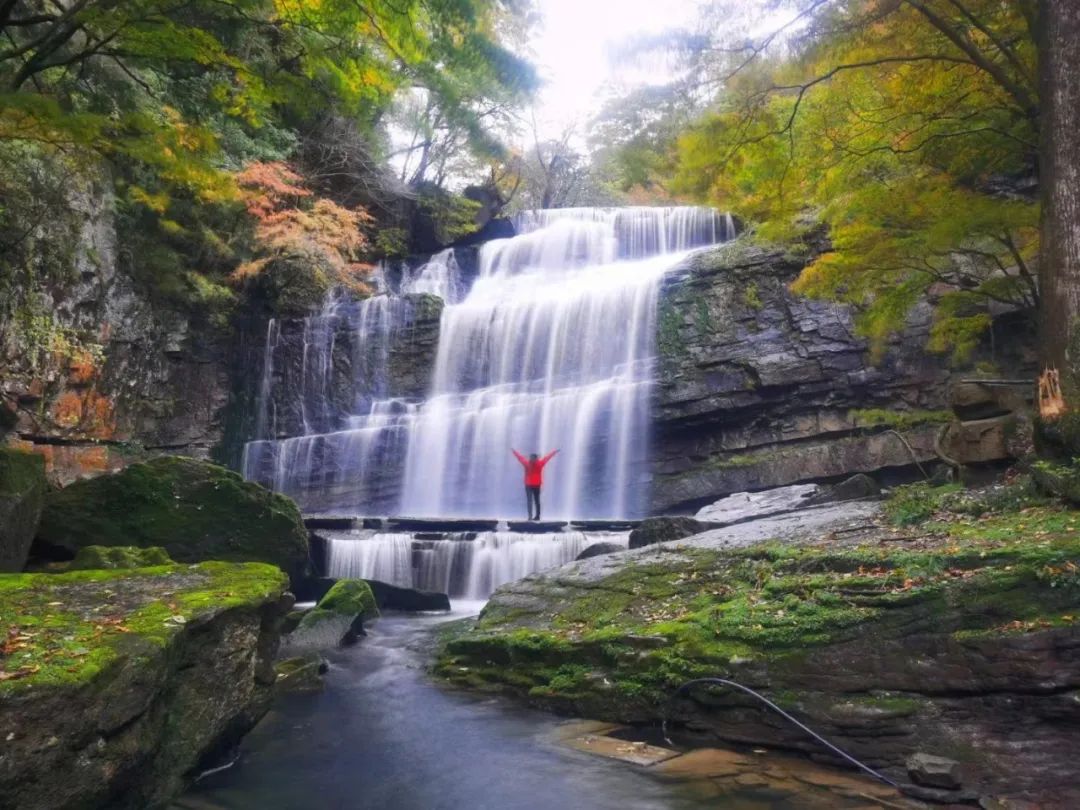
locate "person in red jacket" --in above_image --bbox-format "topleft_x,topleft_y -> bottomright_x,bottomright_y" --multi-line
512,448 -> 559,520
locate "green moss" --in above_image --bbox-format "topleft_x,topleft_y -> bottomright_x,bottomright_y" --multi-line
849,408 -> 953,431
0,561 -> 287,696
883,482 -> 963,526
743,282 -> 763,310
657,298 -> 686,359
68,545 -> 174,570
437,509 -> 1080,713
315,579 -> 378,619
36,456 -> 309,581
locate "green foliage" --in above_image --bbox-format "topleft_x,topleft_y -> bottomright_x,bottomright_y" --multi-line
607,0 -> 1039,357
0,0 -> 537,317
884,482 -> 964,526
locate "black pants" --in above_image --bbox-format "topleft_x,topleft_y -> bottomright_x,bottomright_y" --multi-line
525,485 -> 541,520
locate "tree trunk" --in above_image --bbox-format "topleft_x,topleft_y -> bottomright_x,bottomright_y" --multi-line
1039,1 -> 1080,395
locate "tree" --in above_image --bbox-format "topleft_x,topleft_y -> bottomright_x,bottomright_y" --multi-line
1038,1 -> 1080,402
0,0 -> 538,317
614,0 -> 1039,358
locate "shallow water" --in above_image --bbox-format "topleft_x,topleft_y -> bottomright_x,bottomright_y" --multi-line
175,608 -> 714,810
175,605 -> 891,810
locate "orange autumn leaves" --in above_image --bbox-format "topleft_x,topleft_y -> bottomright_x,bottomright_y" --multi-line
233,161 -> 375,297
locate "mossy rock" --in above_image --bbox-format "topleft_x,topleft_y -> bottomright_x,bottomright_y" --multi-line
0,561 -> 290,809
317,579 -> 379,619
274,654 -> 328,695
288,580 -> 378,650
0,447 -> 47,572
36,456 -> 310,582
68,545 -> 174,570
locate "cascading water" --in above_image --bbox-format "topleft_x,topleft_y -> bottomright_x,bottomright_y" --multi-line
243,206 -> 733,596
398,207 -> 733,519
323,530 -> 626,599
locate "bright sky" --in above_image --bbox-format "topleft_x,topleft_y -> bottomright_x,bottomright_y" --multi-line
527,0 -> 701,142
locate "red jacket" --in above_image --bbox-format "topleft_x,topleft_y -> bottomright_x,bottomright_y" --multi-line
513,450 -> 557,487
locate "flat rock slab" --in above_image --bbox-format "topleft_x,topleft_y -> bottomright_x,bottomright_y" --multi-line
569,520 -> 640,531
653,748 -> 752,778
388,517 -> 500,532
304,516 -> 358,530
563,734 -> 680,766
547,720 -> 624,741
505,521 -> 569,532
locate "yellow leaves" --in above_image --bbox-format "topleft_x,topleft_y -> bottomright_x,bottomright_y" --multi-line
129,186 -> 170,215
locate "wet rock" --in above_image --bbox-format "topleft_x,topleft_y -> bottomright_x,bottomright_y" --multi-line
575,542 -> 625,560
628,516 -> 705,549
274,654 -> 329,695
439,503 -> 1080,807
907,752 -> 964,790
0,448 -> 46,572
366,579 -> 450,612
35,456 -> 310,583
0,562 -> 290,810
696,483 -> 819,522
803,474 -> 879,506
287,579 -> 379,650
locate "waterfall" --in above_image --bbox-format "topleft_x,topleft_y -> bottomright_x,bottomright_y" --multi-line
243,206 -> 733,519
324,530 -> 626,599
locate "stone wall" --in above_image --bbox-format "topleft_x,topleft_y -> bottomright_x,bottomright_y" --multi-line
652,240 -> 1036,513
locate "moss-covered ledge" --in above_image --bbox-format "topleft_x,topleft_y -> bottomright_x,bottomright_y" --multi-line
435,508 -> 1080,805
0,561 -> 291,810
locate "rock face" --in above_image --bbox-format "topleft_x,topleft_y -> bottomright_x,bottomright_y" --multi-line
0,173 -> 243,486
439,506 -> 1080,807
651,240 -> 1035,512
0,448 -> 46,572
0,561 -> 291,810
628,516 -> 705,549
35,456 -> 310,582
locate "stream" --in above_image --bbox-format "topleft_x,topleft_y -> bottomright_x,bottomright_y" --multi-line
174,607 -> 714,810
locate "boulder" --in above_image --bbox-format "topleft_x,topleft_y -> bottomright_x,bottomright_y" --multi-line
438,506 -> 1080,806
628,517 -> 705,550
366,579 -> 451,612
941,416 -> 1017,465
803,474 -> 880,506
575,542 -> 626,560
68,545 -> 173,570
0,448 -> 46,572
35,456 -> 310,582
286,579 -> 379,650
950,381 -> 1028,420
906,753 -> 964,790
696,483 -> 819,522
274,654 -> 329,695
0,561 -> 291,810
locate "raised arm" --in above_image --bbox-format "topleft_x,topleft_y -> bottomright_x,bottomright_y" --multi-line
512,449 -> 527,467
539,449 -> 559,466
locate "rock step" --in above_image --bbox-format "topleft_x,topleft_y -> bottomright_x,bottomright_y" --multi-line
303,516 -> 643,533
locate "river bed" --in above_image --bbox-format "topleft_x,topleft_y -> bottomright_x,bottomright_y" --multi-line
178,604 -> 879,810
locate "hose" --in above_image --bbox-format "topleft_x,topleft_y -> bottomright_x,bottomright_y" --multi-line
662,677 -> 901,789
